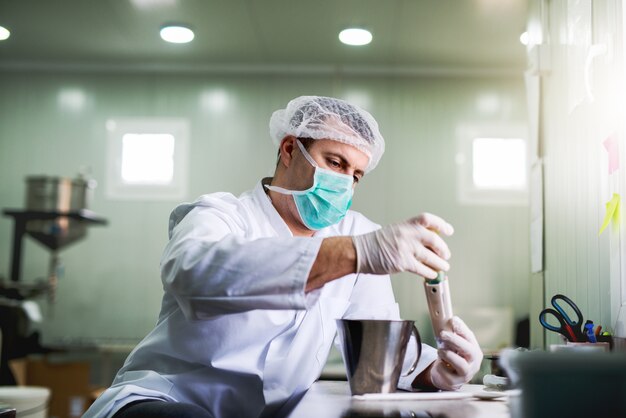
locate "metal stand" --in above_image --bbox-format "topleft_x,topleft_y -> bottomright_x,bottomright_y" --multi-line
0,209 -> 107,384
3,209 -> 107,283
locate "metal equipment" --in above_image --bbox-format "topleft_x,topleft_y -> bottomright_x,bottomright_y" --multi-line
0,174 -> 108,384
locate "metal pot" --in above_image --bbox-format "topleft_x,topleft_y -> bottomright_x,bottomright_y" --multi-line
24,176 -> 97,250
25,176 -> 95,211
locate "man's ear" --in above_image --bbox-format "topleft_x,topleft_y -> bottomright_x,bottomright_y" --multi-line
278,136 -> 297,168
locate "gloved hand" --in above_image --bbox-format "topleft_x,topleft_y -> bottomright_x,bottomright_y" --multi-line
430,316 -> 483,391
352,213 -> 454,279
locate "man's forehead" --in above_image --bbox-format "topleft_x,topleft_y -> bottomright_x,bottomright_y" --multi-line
309,139 -> 369,172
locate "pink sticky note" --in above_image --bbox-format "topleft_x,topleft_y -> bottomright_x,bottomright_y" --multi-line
604,135 -> 620,174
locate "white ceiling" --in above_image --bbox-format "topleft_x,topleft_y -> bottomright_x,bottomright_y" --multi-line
0,0 -> 529,73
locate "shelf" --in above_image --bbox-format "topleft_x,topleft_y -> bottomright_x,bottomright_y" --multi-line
3,209 -> 108,225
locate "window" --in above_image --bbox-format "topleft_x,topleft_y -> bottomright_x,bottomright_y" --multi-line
121,133 -> 175,184
472,137 -> 527,190
456,125 -> 528,205
106,118 -> 189,200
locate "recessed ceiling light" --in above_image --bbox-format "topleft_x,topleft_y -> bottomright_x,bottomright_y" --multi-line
0,26 -> 10,41
339,28 -> 372,46
160,25 -> 194,44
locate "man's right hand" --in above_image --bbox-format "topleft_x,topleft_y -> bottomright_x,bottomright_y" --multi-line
351,213 -> 454,278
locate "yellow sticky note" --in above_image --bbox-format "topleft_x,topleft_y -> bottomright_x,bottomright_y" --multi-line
599,193 -> 621,235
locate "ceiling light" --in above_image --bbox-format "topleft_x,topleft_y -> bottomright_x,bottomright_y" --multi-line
339,28 -> 372,46
160,25 -> 194,44
0,26 -> 10,41
519,31 -> 529,46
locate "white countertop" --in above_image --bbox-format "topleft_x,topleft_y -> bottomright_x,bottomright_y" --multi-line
288,381 -> 515,418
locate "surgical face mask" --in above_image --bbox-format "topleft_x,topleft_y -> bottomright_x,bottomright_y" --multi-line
266,140 -> 354,230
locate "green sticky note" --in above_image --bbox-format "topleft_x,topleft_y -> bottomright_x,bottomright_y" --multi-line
599,193 -> 621,235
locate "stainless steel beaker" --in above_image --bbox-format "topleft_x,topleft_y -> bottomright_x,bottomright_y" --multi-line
336,319 -> 421,395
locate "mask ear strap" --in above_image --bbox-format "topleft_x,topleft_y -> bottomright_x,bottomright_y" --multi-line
264,183 -> 310,196
296,139 -> 319,168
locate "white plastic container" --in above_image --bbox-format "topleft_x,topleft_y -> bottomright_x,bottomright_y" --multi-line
0,387 -> 50,418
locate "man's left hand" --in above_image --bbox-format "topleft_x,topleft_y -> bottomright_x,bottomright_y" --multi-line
429,316 -> 483,391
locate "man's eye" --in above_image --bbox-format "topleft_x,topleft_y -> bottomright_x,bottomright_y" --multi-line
353,176 -> 360,184
328,159 -> 341,168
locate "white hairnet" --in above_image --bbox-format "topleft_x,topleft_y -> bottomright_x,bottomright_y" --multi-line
269,96 -> 385,173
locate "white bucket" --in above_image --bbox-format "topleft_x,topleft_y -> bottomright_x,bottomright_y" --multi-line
0,387 -> 50,418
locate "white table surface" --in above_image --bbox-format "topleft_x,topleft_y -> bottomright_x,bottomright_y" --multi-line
288,381 -> 514,418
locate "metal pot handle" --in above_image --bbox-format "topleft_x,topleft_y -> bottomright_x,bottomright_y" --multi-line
402,324 -> 422,376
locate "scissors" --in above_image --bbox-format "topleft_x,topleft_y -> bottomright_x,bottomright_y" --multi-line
539,294 -> 586,342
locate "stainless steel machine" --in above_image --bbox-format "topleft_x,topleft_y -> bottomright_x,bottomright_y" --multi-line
0,175 -> 108,384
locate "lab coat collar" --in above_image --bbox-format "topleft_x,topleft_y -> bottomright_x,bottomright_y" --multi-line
254,179 -> 335,239
254,179 -> 294,237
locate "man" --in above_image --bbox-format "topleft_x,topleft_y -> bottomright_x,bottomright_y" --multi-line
84,96 -> 482,418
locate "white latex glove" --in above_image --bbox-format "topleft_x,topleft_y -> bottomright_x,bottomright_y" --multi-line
430,316 -> 483,391
352,213 -> 454,279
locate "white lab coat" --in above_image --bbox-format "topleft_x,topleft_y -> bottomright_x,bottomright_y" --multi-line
84,179 -> 437,418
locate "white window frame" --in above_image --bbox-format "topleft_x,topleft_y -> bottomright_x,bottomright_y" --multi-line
456,124 -> 529,206
106,118 -> 189,200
